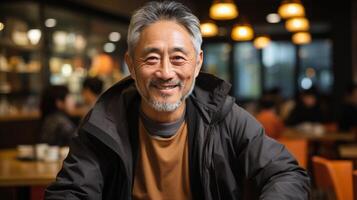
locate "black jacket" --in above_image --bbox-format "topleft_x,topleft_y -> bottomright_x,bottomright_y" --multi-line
45,73 -> 310,200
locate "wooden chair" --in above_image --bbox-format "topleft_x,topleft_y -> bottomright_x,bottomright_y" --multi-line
278,138 -> 308,168
353,170 -> 357,200
312,156 -> 353,200
31,186 -> 46,200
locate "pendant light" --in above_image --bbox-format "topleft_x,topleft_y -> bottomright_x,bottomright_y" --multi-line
27,29 -> 42,45
209,0 -> 238,20
254,35 -> 271,49
292,32 -> 311,45
231,16 -> 254,41
278,0 -> 305,19
200,21 -> 219,37
285,17 -> 309,32
231,23 -> 254,41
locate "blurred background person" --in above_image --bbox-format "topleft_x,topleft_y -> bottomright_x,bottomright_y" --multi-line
256,96 -> 285,139
264,87 -> 284,114
81,77 -> 103,111
285,87 -> 325,126
338,83 -> 357,132
39,85 -> 77,146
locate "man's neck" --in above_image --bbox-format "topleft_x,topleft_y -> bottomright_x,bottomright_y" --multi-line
140,101 -> 186,123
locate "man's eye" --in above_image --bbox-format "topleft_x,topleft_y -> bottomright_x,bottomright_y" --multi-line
171,56 -> 185,63
145,57 -> 159,64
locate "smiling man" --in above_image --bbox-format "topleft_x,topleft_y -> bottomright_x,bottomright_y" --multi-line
126,19 -> 201,122
45,1 -> 310,200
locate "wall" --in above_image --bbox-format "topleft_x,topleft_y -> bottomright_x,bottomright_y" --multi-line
353,0 -> 357,82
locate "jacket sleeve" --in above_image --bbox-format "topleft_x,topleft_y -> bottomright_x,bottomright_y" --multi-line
45,132 -> 103,200
229,105 -> 310,200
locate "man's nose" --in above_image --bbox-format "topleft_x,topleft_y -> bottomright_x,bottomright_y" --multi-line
157,57 -> 174,79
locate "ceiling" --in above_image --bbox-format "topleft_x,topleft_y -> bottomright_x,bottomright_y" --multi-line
61,0 -> 337,23
65,0 -> 346,35
1,0 -> 352,36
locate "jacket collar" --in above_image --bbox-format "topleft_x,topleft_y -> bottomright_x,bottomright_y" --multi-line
190,72 -> 232,124
80,76 -> 139,178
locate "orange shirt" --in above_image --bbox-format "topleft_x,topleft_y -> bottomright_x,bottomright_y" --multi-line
132,120 -> 192,200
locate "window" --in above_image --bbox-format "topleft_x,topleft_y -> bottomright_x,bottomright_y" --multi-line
263,42 -> 296,98
202,43 -> 231,82
298,40 -> 333,93
202,40 -> 333,100
234,42 -> 261,99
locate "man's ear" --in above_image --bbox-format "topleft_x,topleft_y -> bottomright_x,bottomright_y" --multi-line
125,52 -> 136,80
194,50 -> 203,78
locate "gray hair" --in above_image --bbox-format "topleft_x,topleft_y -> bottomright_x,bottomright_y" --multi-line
127,1 -> 202,57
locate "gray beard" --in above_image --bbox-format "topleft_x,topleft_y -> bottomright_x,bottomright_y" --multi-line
136,78 -> 196,112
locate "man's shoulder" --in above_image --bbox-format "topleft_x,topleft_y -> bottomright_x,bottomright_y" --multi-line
100,76 -> 135,99
195,72 -> 231,94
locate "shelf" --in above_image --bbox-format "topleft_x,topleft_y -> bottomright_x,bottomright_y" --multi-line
0,39 -> 40,52
0,111 -> 40,122
0,70 -> 41,74
50,50 -> 86,59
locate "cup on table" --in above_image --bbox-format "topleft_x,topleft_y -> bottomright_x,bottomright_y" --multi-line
35,143 -> 48,160
44,146 -> 60,162
312,124 -> 325,135
17,145 -> 34,160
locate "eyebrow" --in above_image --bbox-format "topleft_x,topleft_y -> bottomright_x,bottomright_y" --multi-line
141,46 -> 189,56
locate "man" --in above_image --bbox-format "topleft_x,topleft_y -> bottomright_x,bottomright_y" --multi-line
69,77 -> 103,118
46,1 -> 310,199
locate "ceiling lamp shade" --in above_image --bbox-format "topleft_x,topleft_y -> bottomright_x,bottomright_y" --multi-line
292,32 -> 311,45
200,21 -> 219,37
0,22 -> 4,31
266,13 -> 281,24
254,36 -> 271,49
231,24 -> 254,41
209,0 -> 238,20
278,0 -> 305,19
285,17 -> 309,32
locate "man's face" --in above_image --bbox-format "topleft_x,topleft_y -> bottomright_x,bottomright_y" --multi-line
126,20 -> 202,112
56,95 -> 75,114
302,94 -> 316,107
82,88 -> 92,105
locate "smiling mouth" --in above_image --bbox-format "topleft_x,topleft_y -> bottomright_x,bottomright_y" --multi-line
150,79 -> 182,91
154,84 -> 179,90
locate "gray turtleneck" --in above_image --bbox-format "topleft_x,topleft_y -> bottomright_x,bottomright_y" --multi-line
139,109 -> 185,138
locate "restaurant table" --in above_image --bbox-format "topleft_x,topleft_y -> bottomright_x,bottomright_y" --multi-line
339,145 -> 357,159
0,149 -> 62,187
282,128 -> 355,142
338,145 -> 357,171
281,128 -> 356,171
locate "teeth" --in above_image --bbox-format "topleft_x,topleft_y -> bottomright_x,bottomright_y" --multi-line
156,85 -> 176,89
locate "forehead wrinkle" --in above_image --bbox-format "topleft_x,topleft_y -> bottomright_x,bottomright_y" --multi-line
169,47 -> 188,55
142,47 -> 162,55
